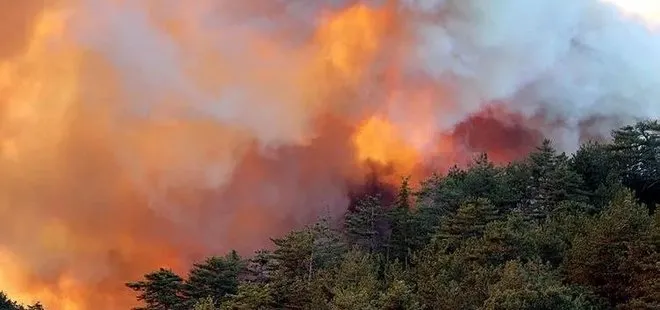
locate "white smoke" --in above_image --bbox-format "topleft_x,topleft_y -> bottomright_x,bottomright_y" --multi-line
402,0 -> 660,149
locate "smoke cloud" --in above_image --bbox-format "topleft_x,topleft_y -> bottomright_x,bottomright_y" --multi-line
0,0 -> 658,308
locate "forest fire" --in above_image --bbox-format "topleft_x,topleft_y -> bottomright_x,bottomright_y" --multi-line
1,0 -> 660,309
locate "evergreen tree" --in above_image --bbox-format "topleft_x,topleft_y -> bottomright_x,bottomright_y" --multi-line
411,242 -> 496,310
469,215 -> 539,266
183,251 -> 243,307
0,292 -> 44,310
192,297 -> 216,310
564,191 -> 659,307
437,198 -> 501,242
611,120 -> 660,212
269,218 -> 346,308
221,283 -> 274,310
483,260 -> 602,310
524,140 -> 585,220
310,217 -> 347,276
416,166 -> 468,216
126,268 -> 186,310
533,204 -> 592,267
24,304 -> 44,310
387,177 -> 417,266
501,161 -> 534,210
326,250 -> 381,310
345,195 -> 388,254
461,153 -> 514,209
242,249 -> 274,284
0,291 -> 22,310
379,262 -> 419,310
570,141 -> 622,210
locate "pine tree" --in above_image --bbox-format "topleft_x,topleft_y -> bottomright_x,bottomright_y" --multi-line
326,250 -> 381,310
345,194 -> 388,254
126,268 -> 186,310
192,297 -> 216,310
242,249 -> 274,284
438,198 -> 501,241
183,251 -> 243,307
0,291 -> 22,310
268,218 -> 346,308
309,217 -> 347,279
24,304 -> 44,310
387,177 -> 416,266
0,292 -> 46,310
483,260 -> 600,310
422,166 -> 469,213
570,141 -> 621,210
462,154 -> 508,204
565,190 -> 659,307
221,283 -> 274,310
472,214 -> 539,266
611,120 -> 660,212
524,140 -> 585,220
412,242 -> 496,310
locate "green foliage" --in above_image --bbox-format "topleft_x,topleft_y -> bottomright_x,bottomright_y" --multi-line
564,190 -> 660,307
437,198 -> 501,243
267,217 -> 347,309
220,283 -> 274,310
611,120 -> 660,212
467,215 -> 539,266
411,241 -> 497,310
192,297 -> 216,310
523,140 -> 587,221
125,120 -> 660,310
325,250 -> 381,310
126,268 -> 186,310
417,154 -> 514,217
242,249 -> 273,284
345,195 -> 389,254
183,251 -> 243,307
483,260 -> 601,310
570,141 -> 622,210
387,177 -> 421,266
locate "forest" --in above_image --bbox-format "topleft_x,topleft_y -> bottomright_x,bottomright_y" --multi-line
3,120 -> 660,310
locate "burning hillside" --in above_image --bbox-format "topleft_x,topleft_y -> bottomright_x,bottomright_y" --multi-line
1,0 -> 659,308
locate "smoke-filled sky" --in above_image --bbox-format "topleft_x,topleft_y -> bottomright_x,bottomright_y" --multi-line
0,0 -> 658,309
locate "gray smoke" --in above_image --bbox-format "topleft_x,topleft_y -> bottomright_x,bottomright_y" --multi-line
402,0 -> 660,150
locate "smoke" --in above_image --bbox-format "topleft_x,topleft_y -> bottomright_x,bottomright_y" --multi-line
404,0 -> 660,149
0,0 -> 658,308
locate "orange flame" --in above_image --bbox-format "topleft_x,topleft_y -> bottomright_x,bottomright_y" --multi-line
353,116 -> 422,174
314,3 -> 392,82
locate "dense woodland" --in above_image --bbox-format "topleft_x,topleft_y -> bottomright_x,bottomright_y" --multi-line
3,120 -> 660,310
